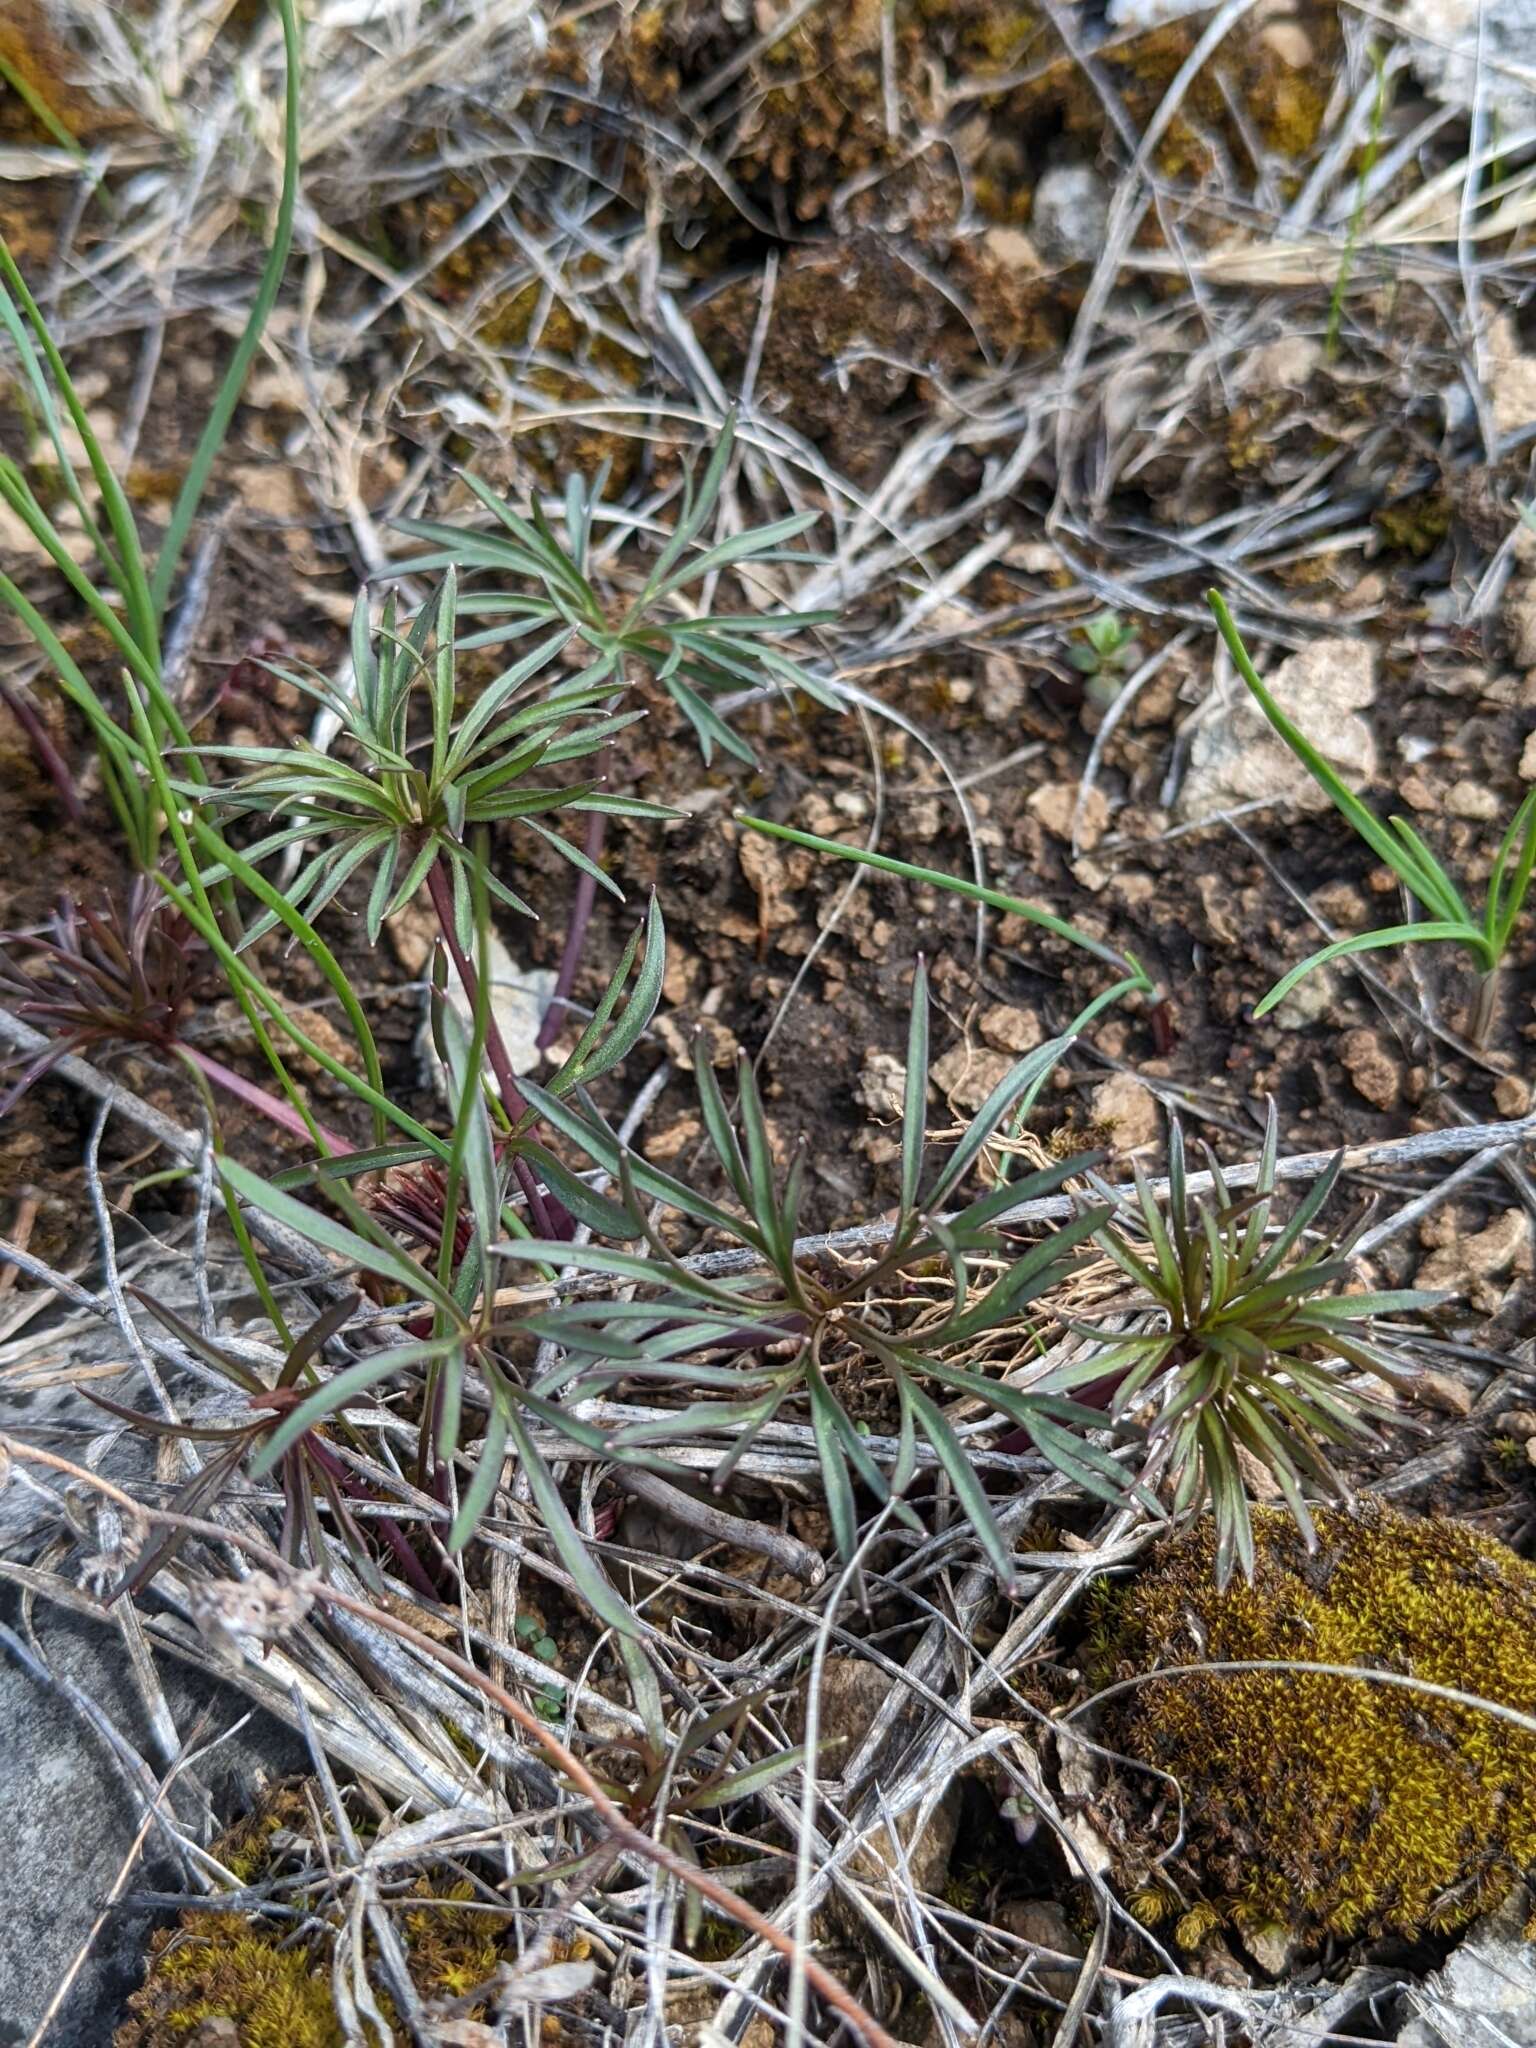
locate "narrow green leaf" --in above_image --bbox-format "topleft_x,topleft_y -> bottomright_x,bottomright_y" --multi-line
217,1155 -> 456,1308
1253,921 -> 1479,1018
901,960 -> 929,1218
448,1390 -> 510,1551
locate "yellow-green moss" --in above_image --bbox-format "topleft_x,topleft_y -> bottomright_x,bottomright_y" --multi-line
118,1915 -> 346,2048
1374,489 -> 1452,559
115,1788 -> 518,2047
1103,1503 -> 1536,1942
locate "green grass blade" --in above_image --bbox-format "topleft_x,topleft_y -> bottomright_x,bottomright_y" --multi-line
1253,921 -> 1482,1017
1208,591 -> 1456,904
737,812 -> 1149,983
900,960 -> 930,1218
150,0 -> 301,618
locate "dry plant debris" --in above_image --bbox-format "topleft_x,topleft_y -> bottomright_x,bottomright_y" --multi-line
3,0 -> 1536,2043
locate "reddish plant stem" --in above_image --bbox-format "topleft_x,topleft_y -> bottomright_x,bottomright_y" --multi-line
305,1437 -> 445,1603
0,679 -> 84,824
536,809 -> 604,1052
3,1438 -> 901,2048
423,853 -> 571,1240
184,1045 -> 352,1156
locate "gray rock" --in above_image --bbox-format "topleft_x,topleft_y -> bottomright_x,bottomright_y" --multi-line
1176,635 -> 1378,824
1031,164 -> 1111,267
1400,1 -> 1536,122
1107,0 -> 1213,23
1397,1885 -> 1536,2045
0,1593 -> 302,2045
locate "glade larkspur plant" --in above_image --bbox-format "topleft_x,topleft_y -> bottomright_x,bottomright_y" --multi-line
221,875 -> 682,1746
188,571 -> 666,956
393,412 -> 840,769
489,962 -> 1135,1586
1209,589 -> 1536,1044
1041,1107 -> 1433,1588
0,880 -> 207,1102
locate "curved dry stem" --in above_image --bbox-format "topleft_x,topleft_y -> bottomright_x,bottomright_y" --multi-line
0,1434 -> 898,2048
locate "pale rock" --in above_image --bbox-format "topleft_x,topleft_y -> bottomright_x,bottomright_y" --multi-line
1397,1885 -> 1536,2048
645,1115 -> 701,1166
980,652 -> 1027,721
214,999 -> 356,1081
855,1128 -> 902,1167
1030,779 -> 1109,849
1312,881 -> 1368,926
1446,777 -> 1499,821
1485,312 -> 1536,442
996,1899 -> 1086,2001
1007,539 -> 1064,575
1196,871 -> 1241,946
1260,18 -> 1314,66
905,793 -> 945,841
1238,334 -> 1322,394
1496,1408 -> 1536,1439
1031,163 -> 1110,266
1521,732 -> 1536,782
856,1049 -> 907,1121
1339,1026 -> 1401,1110
739,833 -> 810,935
1494,1073 -> 1532,1117
1177,637 -> 1377,823
979,1003 -> 1043,1054
983,225 -> 1044,273
1417,1208 -> 1532,1311
1235,1445 -> 1284,1501
1415,1369 -> 1476,1417
653,1012 -> 741,1070
387,896 -> 437,975
0,496 -> 99,567
1090,1072 -> 1161,1154
661,949 -> 698,1005
1107,0 -> 1212,24
1243,1923 -> 1299,1977
1506,584 -> 1536,669
1269,958 -> 1343,1024
231,461 -> 307,523
419,933 -> 554,1095
1399,2 -> 1536,123
931,1040 -> 1014,1113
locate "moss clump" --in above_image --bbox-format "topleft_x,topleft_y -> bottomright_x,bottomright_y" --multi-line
1102,1503 -> 1536,1943
116,1915 -> 345,2048
1374,489 -> 1452,560
115,1786 -> 521,2046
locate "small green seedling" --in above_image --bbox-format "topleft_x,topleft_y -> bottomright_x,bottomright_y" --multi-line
1208,590 -> 1536,1043
1069,608 -> 1143,709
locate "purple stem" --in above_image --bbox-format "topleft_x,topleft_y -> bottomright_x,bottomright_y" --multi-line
424,853 -> 574,1239
0,680 -> 85,824
183,1044 -> 352,1156
425,856 -> 534,1122
536,809 -> 605,1052
307,1437 -> 445,1601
